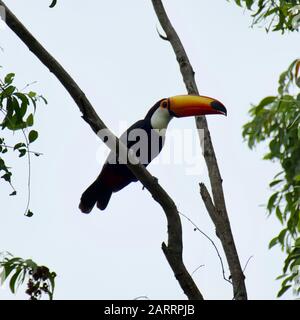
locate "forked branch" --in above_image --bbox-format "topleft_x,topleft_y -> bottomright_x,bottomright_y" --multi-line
151,0 -> 247,300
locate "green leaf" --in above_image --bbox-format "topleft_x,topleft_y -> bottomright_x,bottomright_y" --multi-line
29,97 -> 37,113
3,86 -> 16,97
1,172 -> 12,182
278,229 -> 288,246
1,264 -> 16,283
26,114 -> 34,127
18,101 -> 28,119
269,180 -> 283,187
0,269 -> 6,285
18,149 -> 27,158
28,130 -> 38,144
269,139 -> 280,157
49,272 -> 57,300
267,192 -> 279,212
25,210 -> 34,217
28,91 -> 36,98
245,0 -> 254,10
276,274 -> 286,281
291,258 -> 300,270
257,96 -> 277,109
295,238 -> 300,248
276,207 -> 284,225
49,0 -> 57,8
14,142 -> 26,150
269,236 -> 279,249
4,73 -> 15,85
14,92 -> 29,106
24,259 -> 37,270
9,268 -> 23,294
40,96 -> 48,105
4,257 -> 22,264
277,285 -> 292,297
273,171 -> 284,179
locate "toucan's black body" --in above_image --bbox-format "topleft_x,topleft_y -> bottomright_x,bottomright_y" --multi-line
79,101 -> 165,212
79,95 -> 226,213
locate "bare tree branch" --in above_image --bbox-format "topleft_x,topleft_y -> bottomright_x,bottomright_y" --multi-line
0,0 -> 203,300
151,0 -> 247,300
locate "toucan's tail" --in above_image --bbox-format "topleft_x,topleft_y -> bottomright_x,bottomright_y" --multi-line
79,180 -> 112,213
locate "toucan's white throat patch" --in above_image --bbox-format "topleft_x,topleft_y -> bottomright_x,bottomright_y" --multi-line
150,108 -> 172,135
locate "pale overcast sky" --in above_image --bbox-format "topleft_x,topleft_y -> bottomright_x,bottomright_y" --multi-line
1,0 -> 299,300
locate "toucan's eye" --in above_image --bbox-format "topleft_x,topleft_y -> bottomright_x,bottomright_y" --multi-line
161,100 -> 168,109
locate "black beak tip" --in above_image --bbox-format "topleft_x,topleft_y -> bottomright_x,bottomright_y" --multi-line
211,100 -> 227,116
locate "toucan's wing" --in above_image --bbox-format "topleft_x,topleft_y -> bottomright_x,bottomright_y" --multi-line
117,119 -> 164,165
103,118 -> 164,185
119,120 -> 146,147
106,119 -> 148,165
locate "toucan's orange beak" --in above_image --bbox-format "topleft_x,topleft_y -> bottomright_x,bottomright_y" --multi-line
168,95 -> 227,117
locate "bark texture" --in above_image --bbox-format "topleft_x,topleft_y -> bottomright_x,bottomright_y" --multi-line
151,0 -> 247,300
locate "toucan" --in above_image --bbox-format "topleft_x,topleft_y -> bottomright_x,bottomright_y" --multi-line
79,95 -> 226,213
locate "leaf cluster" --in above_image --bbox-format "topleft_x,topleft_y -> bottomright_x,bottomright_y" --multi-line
0,71 -> 46,193
0,252 -> 56,300
233,0 -> 300,33
243,59 -> 300,296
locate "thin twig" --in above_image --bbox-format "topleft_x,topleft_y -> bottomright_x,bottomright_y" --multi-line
243,255 -> 254,273
22,129 -> 31,216
0,144 -> 43,156
20,81 -> 37,92
191,264 -> 205,276
133,296 -> 150,300
179,211 -> 232,284
155,26 -> 169,41
232,255 -> 253,300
